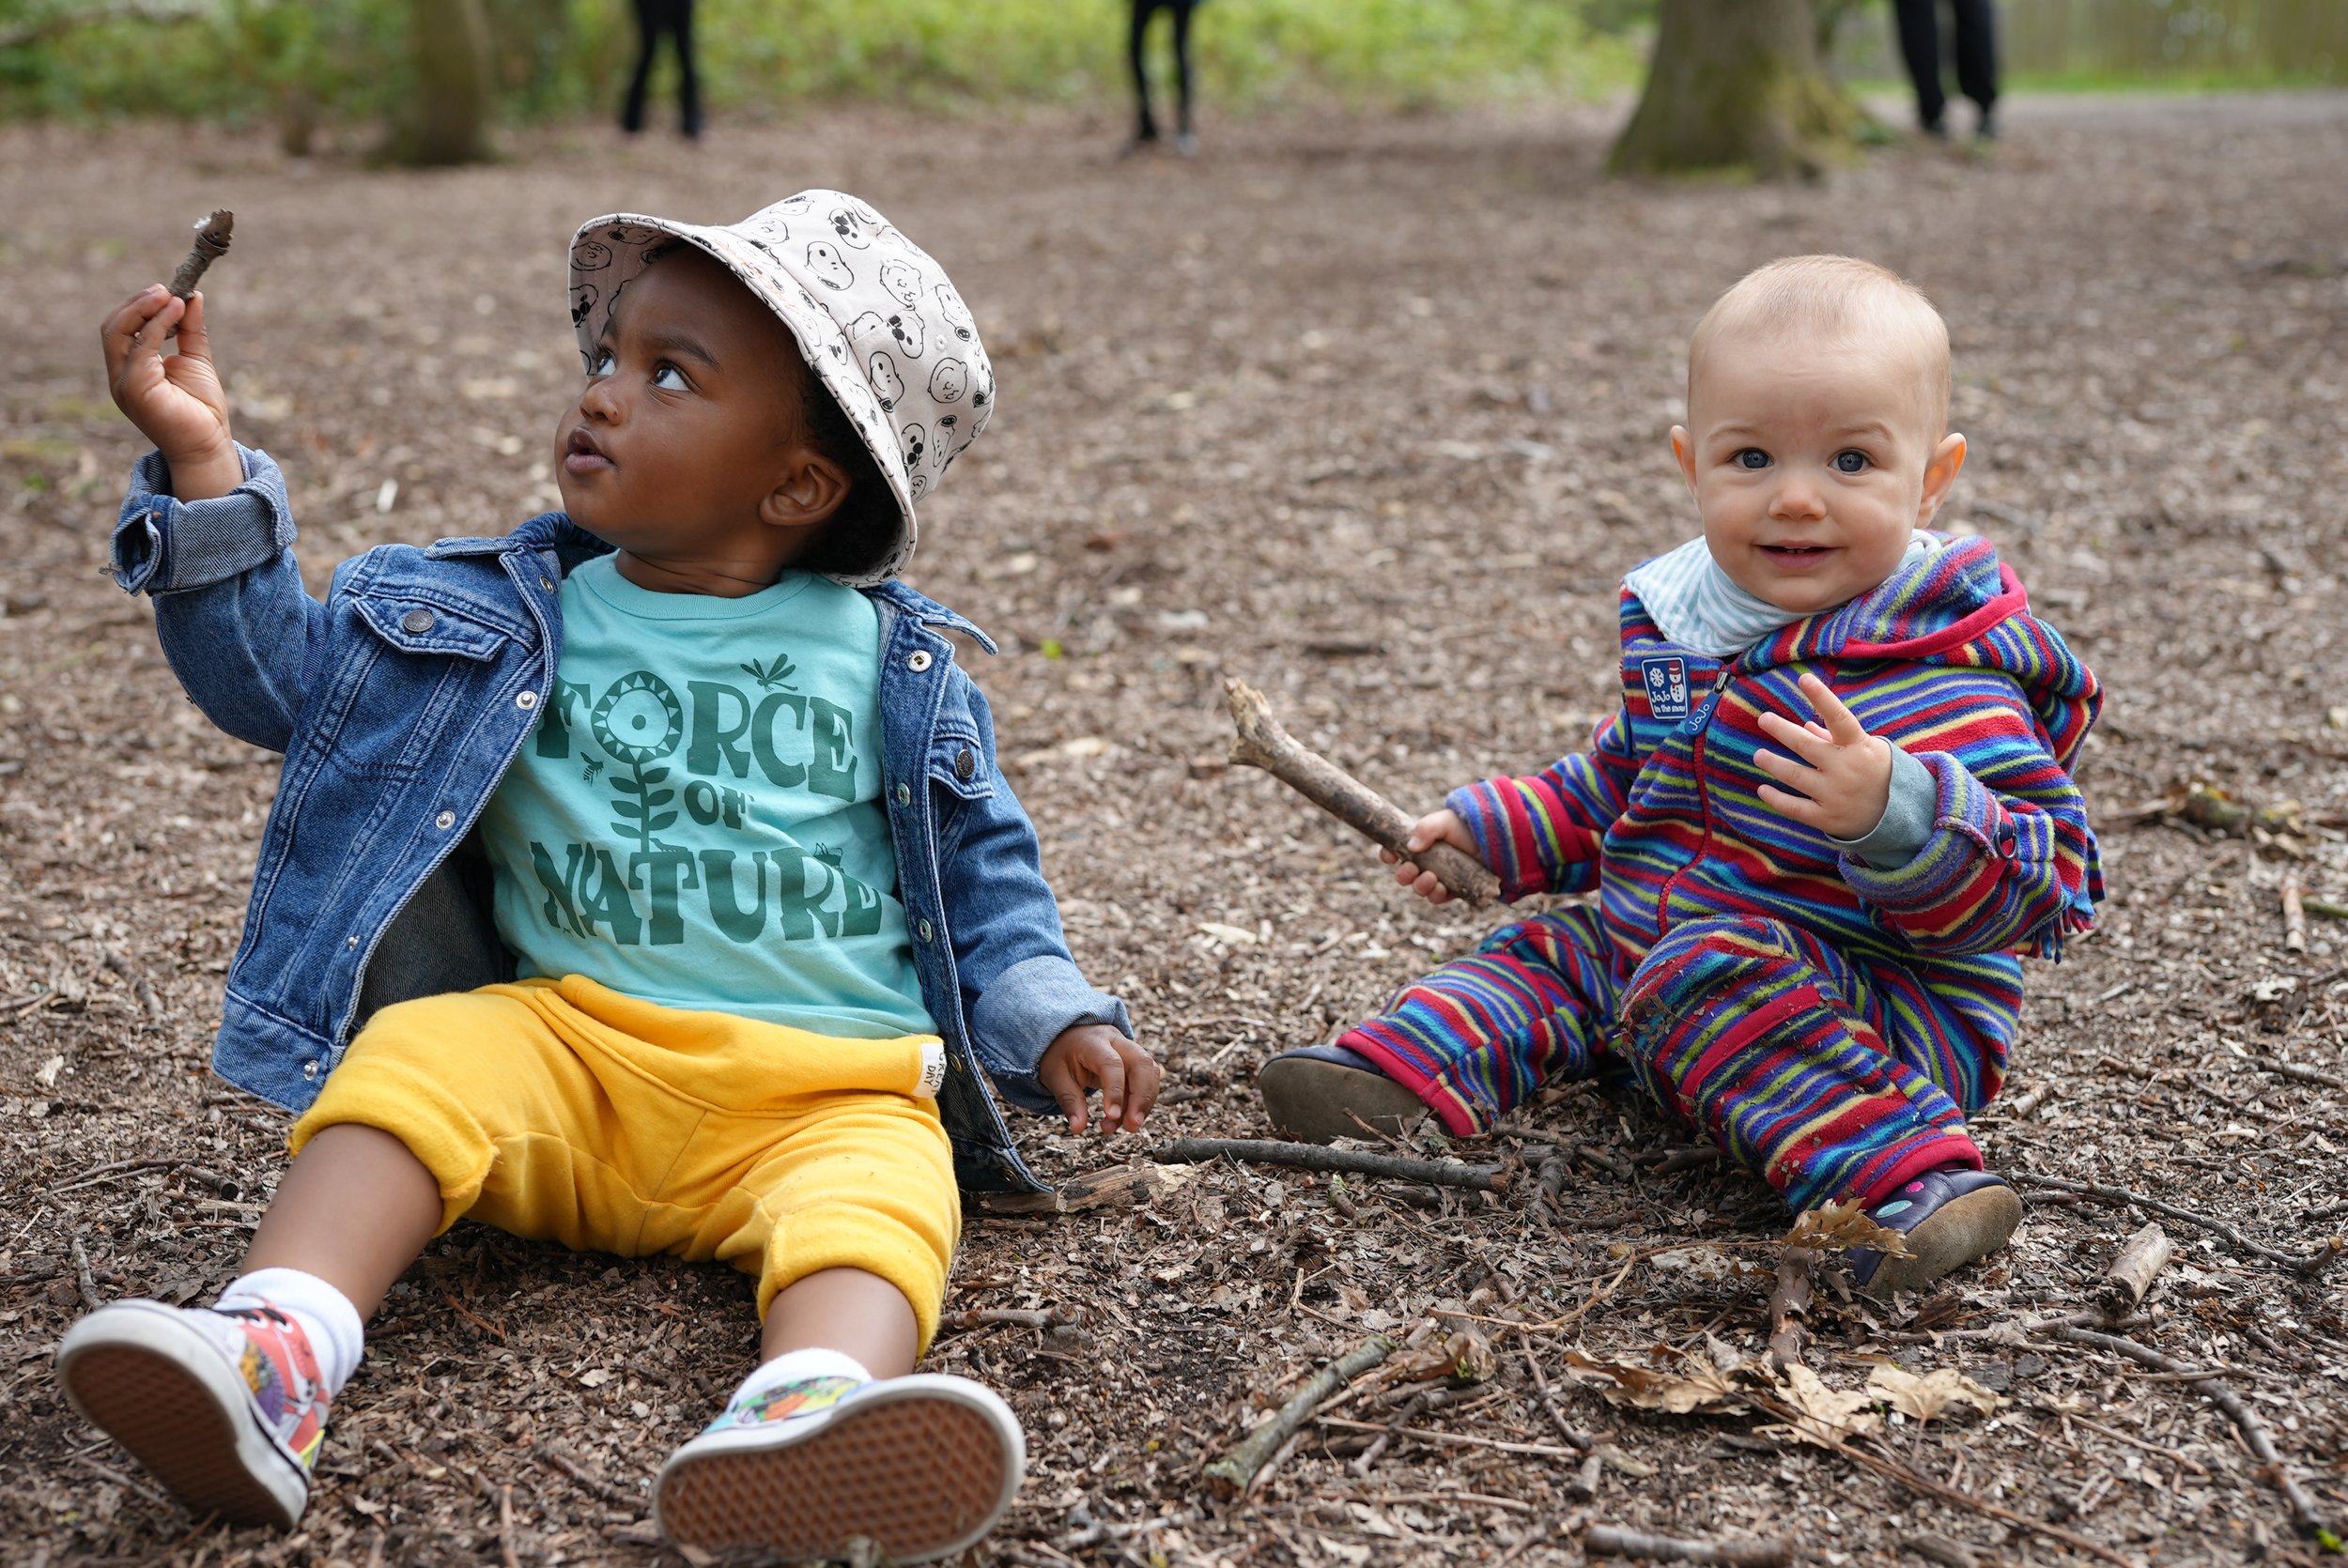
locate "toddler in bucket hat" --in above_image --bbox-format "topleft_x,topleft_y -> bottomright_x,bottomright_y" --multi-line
70,191 -> 1158,1561
567,190 -> 996,584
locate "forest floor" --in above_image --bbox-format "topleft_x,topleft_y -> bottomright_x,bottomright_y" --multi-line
2,89 -> 2346,1568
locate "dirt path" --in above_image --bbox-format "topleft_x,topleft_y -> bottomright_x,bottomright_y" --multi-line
3,91 -> 2345,1566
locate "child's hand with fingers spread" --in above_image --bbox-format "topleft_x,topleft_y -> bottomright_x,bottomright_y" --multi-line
1037,1023 -> 1161,1135
1380,807 -> 1484,905
1753,672 -> 1896,841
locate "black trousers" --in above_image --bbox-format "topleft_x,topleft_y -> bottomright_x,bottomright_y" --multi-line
1130,0 -> 1198,140
621,0 -> 701,137
1892,0 -> 1997,131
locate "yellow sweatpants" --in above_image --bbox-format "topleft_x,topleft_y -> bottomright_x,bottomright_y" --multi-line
289,976 -> 959,1348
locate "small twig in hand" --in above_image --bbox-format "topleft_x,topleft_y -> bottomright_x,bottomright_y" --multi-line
2048,1323 -> 2331,1540
170,209 -> 234,300
2008,1172 -> 2339,1274
1154,1137 -> 1501,1192
2095,1222 -> 2172,1318
1766,1247 -> 1817,1371
1205,1334 -> 1395,1495
1224,677 -> 1499,904
1583,1524 -> 1791,1566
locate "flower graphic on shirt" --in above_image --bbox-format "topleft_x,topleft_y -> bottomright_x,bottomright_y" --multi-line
591,671 -> 684,854
810,842 -> 842,869
741,653 -> 799,692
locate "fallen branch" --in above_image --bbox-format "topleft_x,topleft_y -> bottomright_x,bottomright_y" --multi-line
939,1306 -> 1081,1332
1765,1248 -> 1817,1371
1154,1137 -> 1502,1192
1224,678 -> 1499,905
170,209 -> 234,300
1205,1334 -> 1394,1496
973,1161 -> 1193,1216
2244,1053 -> 2348,1092
70,1235 -> 101,1314
2095,1223 -> 2172,1318
1519,1349 -> 1599,1452
2047,1324 -> 2332,1541
2282,871 -> 2309,953
1583,1524 -> 1791,1566
2007,1172 -> 2339,1275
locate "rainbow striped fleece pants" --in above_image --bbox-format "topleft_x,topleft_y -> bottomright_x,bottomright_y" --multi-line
1336,907 -> 1993,1212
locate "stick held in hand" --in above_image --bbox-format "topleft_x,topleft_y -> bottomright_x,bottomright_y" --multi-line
170,209 -> 235,300
1224,677 -> 1500,905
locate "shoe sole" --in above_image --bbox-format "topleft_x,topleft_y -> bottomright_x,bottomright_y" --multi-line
55,1302 -> 308,1529
1861,1183 -> 2023,1297
655,1376 -> 1023,1561
1259,1056 -> 1429,1145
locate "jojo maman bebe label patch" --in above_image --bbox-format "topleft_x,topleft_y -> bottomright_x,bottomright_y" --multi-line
1639,655 -> 1691,721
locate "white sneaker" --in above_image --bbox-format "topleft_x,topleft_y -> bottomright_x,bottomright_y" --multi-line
655,1371 -> 1025,1561
55,1299 -> 332,1529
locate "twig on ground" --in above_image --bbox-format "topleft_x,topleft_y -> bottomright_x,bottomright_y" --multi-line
499,1484 -> 521,1568
169,209 -> 234,300
940,1306 -> 1081,1332
1766,1248 -> 1817,1371
2244,1053 -> 2348,1092
70,1235 -> 101,1313
1313,1416 -> 1583,1459
536,1446 -> 634,1508
1154,1138 -> 1501,1192
2047,1324 -> 2332,1540
1224,678 -> 1498,904
1350,1386 -> 1435,1476
2282,871 -> 2309,952
1900,1534 -> 1977,1568
1520,1348 -> 1598,1451
2008,1172 -> 2340,1274
1583,1524 -> 1792,1565
1205,1334 -> 1394,1496
1651,1145 -> 1723,1177
2006,1082 -> 2057,1119
2095,1222 -> 2173,1317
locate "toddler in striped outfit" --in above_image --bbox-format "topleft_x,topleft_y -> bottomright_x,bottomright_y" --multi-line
1260,255 -> 2103,1293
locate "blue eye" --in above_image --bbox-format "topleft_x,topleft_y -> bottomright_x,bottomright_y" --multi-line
1833,450 -> 1869,474
1734,448 -> 1770,470
653,363 -> 689,392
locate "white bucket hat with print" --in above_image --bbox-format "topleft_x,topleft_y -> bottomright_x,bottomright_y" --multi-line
566,191 -> 994,586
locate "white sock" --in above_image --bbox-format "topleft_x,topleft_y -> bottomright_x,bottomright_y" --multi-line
215,1267 -> 365,1397
729,1346 -> 873,1410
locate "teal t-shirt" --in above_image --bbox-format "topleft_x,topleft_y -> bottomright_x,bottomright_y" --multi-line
477,557 -> 937,1039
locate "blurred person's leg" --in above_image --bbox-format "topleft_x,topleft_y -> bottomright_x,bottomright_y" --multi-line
1891,0 -> 1948,135
672,0 -> 703,138
1129,0 -> 1162,144
620,0 -> 659,134
1170,0 -> 1197,149
1949,0 -> 1997,136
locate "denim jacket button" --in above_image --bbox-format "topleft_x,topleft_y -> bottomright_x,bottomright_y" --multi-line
401,608 -> 436,635
906,650 -> 934,673
894,782 -> 911,807
539,576 -> 554,592
955,747 -> 976,781
516,690 -> 538,710
301,1060 -> 318,1080
346,934 -> 360,948
918,917 -> 935,943
434,809 -> 456,830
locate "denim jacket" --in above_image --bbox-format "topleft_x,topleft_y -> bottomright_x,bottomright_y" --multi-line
112,446 -> 1127,1194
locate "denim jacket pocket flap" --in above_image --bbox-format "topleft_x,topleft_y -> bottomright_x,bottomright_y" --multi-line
928,729 -> 994,801
352,596 -> 513,661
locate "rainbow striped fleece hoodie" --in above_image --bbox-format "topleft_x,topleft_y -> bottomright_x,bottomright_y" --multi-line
1447,534 -> 2103,1006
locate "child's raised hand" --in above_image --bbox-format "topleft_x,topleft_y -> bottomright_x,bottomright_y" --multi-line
1753,671 -> 1894,841
1038,1022 -> 1161,1135
101,284 -> 241,501
1381,807 -> 1483,906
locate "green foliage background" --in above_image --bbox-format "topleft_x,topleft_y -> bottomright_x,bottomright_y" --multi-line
0,0 -> 1644,130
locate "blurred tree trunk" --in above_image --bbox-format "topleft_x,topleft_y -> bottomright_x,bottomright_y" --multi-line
1611,0 -> 1858,179
385,0 -> 498,166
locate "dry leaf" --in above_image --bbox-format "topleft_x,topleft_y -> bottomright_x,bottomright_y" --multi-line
1866,1363 -> 2000,1422
1564,1349 -> 1750,1416
1756,1363 -> 1881,1448
1784,1197 -> 1913,1259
